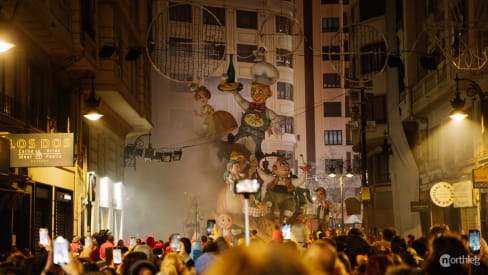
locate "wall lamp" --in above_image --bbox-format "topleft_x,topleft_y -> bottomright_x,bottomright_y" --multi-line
0,11 -> 15,53
83,76 -> 103,121
449,75 -> 488,131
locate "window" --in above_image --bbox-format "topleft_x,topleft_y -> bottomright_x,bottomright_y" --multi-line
321,0 -> 339,3
276,16 -> 292,35
277,82 -> 293,100
236,10 -> 257,29
169,37 -> 192,57
237,44 -> 257,63
276,48 -> 293,68
81,0 -> 95,40
205,41 -> 225,60
345,95 -> 351,117
366,94 -> 387,123
323,73 -> 341,88
279,116 -> 294,134
324,102 -> 341,117
324,130 -> 342,145
322,45 -> 341,61
169,3 -> 192,22
325,159 -> 344,174
346,123 -> 352,145
204,6 -> 225,25
360,41 -> 387,75
322,17 -> 339,32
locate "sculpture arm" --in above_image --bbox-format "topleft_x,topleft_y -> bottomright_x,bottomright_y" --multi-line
291,171 -> 307,188
267,109 -> 281,135
232,91 -> 250,110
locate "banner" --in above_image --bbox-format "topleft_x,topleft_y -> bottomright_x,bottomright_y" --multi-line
6,133 -> 74,167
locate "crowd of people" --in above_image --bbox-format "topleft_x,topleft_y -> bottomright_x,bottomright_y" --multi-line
1,223 -> 488,275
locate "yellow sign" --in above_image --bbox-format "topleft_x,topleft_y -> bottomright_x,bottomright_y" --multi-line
473,165 -> 488,188
6,133 -> 74,167
361,187 -> 371,201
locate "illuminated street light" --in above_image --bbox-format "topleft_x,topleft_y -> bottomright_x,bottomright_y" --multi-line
328,166 -> 354,232
449,75 -> 487,131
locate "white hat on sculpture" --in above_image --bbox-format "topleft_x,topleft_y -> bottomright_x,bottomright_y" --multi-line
250,47 -> 279,86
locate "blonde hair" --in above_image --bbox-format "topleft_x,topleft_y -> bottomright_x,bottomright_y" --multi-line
204,242 -> 323,275
160,252 -> 191,275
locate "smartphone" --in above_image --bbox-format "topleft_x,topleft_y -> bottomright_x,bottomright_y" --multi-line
282,224 -> 291,240
171,234 -> 180,252
234,179 -> 260,194
207,219 -> 216,236
39,228 -> 49,246
469,229 -> 481,254
53,236 -> 70,265
129,237 -> 136,249
105,247 -> 113,264
113,248 -> 122,265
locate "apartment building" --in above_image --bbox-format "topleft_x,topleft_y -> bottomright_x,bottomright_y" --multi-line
0,0 -> 152,252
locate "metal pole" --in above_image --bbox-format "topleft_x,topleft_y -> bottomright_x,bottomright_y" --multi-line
340,176 -> 345,233
86,200 -> 92,236
360,87 -> 369,233
244,194 -> 250,246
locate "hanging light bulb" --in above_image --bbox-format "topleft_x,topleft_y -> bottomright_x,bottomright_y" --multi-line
83,76 -> 103,121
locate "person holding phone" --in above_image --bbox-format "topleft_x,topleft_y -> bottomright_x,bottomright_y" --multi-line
100,235 -> 115,261
39,233 -> 83,275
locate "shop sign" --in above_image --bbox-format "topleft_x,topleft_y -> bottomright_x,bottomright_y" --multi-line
473,165 -> 488,188
430,181 -> 454,207
453,180 -> 473,208
410,201 -> 430,212
6,133 -> 74,167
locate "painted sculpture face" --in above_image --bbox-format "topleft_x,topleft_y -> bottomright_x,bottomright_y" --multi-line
217,213 -> 232,230
273,158 -> 290,178
316,188 -> 327,201
250,83 -> 271,104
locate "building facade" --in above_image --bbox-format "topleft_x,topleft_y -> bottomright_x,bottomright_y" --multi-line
0,0 -> 152,253
400,0 -> 488,237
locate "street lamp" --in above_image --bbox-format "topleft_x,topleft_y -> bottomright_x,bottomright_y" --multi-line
449,75 -> 488,131
328,166 -> 354,232
448,75 -> 488,238
83,76 -> 104,121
